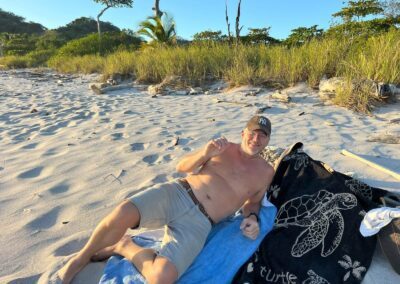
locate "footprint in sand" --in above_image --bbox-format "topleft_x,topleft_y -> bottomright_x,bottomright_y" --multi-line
40,121 -> 71,135
100,117 -> 111,123
177,137 -> 191,146
160,130 -> 170,136
26,206 -> 61,230
110,132 -> 126,140
42,147 -> 68,157
161,154 -> 173,162
17,166 -> 44,179
123,110 -> 137,115
48,183 -> 70,195
114,123 -> 125,129
130,142 -> 149,151
143,154 -> 159,165
21,142 -> 39,150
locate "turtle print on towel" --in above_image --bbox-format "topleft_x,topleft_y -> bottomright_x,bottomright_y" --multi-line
282,153 -> 309,170
269,185 -> 281,200
302,270 -> 330,284
275,190 -> 357,257
345,179 -> 373,201
338,255 -> 366,282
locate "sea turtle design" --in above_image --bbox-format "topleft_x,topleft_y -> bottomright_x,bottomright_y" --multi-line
283,152 -> 309,170
276,190 -> 357,257
302,270 -> 330,284
345,179 -> 373,201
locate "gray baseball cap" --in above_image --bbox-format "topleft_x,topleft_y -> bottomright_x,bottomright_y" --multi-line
246,115 -> 271,136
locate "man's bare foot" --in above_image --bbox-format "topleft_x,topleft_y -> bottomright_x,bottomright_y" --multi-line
91,235 -> 133,262
57,254 -> 88,284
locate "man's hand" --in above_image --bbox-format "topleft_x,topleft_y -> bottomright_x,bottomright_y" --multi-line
240,217 -> 259,240
204,136 -> 230,158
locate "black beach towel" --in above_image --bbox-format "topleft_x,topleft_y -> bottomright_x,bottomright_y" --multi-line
233,142 -> 388,284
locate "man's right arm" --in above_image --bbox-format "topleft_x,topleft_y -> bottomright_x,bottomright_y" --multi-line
176,137 -> 230,174
175,148 -> 209,174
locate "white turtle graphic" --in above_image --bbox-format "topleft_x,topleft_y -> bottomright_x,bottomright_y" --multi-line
276,190 -> 357,257
283,152 -> 309,170
302,270 -> 330,284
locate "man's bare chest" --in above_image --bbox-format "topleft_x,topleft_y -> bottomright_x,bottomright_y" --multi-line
207,156 -> 264,192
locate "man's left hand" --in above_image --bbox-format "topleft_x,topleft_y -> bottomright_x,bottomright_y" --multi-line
240,217 -> 259,240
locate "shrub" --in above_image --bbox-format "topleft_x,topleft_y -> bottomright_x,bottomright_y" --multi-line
0,55 -> 28,68
24,49 -> 57,67
55,32 -> 141,57
48,54 -> 104,73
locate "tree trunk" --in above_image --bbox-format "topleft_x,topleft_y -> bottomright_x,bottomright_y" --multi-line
97,6 -> 110,54
153,0 -> 163,18
225,0 -> 232,44
235,0 -> 243,45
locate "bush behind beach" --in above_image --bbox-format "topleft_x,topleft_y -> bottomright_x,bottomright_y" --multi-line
3,30 -> 399,112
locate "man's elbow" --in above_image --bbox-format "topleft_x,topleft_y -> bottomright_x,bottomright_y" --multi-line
175,162 -> 185,173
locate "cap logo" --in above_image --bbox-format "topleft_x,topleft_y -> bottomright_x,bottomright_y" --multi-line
259,117 -> 267,125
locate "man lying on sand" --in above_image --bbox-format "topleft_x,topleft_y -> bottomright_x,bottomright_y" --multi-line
57,115 -> 274,284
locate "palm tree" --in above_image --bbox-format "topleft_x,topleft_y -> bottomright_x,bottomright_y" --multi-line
137,13 -> 176,45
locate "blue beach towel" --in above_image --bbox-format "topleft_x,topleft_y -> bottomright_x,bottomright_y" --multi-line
99,199 -> 276,284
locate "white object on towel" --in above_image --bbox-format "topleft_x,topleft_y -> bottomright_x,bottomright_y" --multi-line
360,207 -> 400,237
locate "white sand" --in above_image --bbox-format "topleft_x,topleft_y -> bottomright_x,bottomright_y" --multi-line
0,69 -> 399,283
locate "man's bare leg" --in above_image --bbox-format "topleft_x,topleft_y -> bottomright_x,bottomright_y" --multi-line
57,201 -> 140,284
92,235 -> 178,284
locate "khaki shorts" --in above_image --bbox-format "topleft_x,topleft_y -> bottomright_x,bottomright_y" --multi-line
128,180 -> 212,277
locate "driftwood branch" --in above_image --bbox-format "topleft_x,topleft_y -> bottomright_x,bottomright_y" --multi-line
341,149 -> 400,181
153,0 -> 163,17
225,0 -> 232,44
235,0 -> 242,44
214,98 -> 252,107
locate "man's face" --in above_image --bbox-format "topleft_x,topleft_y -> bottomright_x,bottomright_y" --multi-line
241,128 -> 270,156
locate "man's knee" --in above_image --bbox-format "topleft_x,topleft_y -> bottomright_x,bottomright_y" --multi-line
107,200 -> 140,228
145,257 -> 178,284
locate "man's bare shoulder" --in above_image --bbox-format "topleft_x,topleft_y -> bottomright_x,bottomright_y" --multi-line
257,156 -> 275,178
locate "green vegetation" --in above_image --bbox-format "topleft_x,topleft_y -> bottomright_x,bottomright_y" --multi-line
55,17 -> 120,41
55,32 -> 141,57
1,0 -> 400,113
137,13 -> 176,45
0,8 -> 45,34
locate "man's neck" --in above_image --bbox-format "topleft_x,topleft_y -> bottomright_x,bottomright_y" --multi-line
238,145 -> 260,160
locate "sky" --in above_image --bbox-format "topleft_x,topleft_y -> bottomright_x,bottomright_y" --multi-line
0,0 -> 347,40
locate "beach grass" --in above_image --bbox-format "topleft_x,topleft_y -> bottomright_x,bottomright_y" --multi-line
3,29 -> 398,112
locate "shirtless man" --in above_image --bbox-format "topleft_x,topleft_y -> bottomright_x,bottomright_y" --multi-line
58,115 -> 274,284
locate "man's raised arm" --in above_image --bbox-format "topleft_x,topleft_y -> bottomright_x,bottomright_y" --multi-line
176,137 -> 230,174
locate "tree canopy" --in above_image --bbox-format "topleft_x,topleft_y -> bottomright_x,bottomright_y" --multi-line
0,8 -> 46,34
332,0 -> 383,22
327,0 -> 400,38
56,17 -> 120,41
193,30 -> 223,42
285,25 -> 323,46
